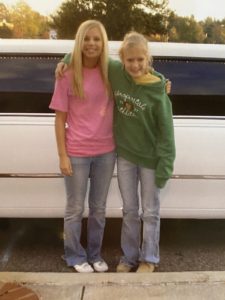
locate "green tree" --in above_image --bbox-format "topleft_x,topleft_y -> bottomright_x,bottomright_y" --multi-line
202,17 -> 225,44
103,0 -> 138,39
168,14 -> 205,43
50,0 -> 93,39
50,0 -> 171,40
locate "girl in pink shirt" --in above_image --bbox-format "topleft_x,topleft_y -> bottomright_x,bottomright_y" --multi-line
49,20 -> 115,273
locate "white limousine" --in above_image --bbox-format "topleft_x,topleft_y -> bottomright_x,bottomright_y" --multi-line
0,39 -> 225,218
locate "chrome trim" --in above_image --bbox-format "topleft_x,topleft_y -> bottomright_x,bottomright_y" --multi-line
0,173 -> 62,178
0,113 -> 55,117
0,114 -> 225,120
172,175 -> 225,180
0,173 -> 225,180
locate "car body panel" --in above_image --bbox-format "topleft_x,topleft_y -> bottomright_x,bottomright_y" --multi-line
0,39 -> 225,218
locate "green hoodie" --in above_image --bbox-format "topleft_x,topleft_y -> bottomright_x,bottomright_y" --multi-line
108,59 -> 176,188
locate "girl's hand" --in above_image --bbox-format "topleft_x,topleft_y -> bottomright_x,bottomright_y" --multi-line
165,79 -> 172,94
59,155 -> 73,176
55,62 -> 68,78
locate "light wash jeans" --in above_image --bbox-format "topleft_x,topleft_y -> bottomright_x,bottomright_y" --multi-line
117,156 -> 160,267
63,151 -> 116,266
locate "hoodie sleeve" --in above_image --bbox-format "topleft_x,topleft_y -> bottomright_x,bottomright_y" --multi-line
155,90 -> 176,188
61,53 -> 71,65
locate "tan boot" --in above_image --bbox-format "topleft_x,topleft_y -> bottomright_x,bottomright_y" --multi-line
116,262 -> 132,273
136,262 -> 155,273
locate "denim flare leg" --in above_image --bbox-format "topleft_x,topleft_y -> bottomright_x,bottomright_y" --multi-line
117,156 -> 160,267
63,151 -> 115,266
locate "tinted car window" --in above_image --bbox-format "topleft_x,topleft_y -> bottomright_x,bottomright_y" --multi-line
1,54 -> 225,116
0,55 -> 61,113
154,58 -> 225,116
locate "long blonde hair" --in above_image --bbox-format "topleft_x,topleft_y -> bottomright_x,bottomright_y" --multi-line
70,20 -> 109,99
119,31 -> 153,72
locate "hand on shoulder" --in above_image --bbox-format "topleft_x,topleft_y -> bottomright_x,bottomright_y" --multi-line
55,62 -> 68,79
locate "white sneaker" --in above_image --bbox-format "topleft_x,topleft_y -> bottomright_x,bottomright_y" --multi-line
74,262 -> 94,273
93,260 -> 108,272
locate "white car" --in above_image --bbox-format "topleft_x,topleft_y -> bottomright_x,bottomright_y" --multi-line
0,39 -> 225,218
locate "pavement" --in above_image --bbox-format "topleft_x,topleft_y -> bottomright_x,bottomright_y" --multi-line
1,271 -> 225,300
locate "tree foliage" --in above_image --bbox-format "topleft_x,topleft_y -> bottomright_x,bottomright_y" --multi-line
50,0 -> 93,39
50,0 -> 171,40
0,3 -> 9,20
0,0 -> 49,38
167,13 -> 205,43
0,3 -> 13,37
10,1 -> 48,38
202,17 -> 225,44
1,0 -> 225,43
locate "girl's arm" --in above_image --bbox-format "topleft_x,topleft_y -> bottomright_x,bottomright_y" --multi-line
55,62 -> 68,78
55,111 -> 72,176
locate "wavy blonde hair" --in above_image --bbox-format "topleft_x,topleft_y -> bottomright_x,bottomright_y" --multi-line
119,31 -> 153,72
70,20 -> 109,99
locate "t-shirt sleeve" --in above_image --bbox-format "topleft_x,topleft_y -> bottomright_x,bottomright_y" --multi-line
49,75 -> 69,112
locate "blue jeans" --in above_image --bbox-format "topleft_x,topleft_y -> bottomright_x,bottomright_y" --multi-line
117,156 -> 160,267
63,151 -> 116,266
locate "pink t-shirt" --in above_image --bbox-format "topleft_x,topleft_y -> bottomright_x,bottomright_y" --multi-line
50,68 -> 115,157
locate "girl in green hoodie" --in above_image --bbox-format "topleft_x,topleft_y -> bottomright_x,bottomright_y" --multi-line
109,32 -> 175,273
